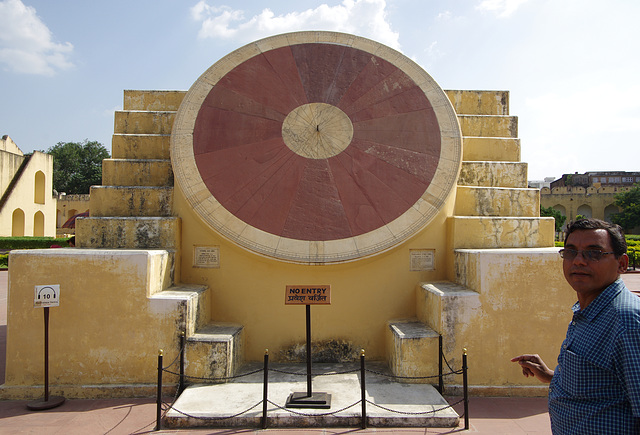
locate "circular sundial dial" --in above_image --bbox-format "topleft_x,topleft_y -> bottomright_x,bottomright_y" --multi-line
171,31 -> 462,263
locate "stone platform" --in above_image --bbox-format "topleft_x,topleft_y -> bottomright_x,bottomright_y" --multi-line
164,362 -> 459,429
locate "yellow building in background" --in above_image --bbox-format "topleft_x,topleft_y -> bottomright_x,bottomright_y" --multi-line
0,135 -> 56,237
2,32 -> 574,401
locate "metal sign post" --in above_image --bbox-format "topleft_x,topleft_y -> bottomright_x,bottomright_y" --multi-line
284,285 -> 331,409
27,285 -> 65,411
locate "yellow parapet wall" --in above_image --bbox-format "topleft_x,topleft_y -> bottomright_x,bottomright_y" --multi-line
2,249 -> 179,398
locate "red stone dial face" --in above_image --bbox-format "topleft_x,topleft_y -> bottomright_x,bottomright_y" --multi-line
193,43 -> 440,242
172,32 -> 461,263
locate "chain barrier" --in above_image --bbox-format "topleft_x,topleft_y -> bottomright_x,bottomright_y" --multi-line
365,398 -> 464,416
163,400 -> 263,421
268,367 -> 360,376
161,341 -> 185,371
163,367 -> 263,382
266,399 -> 362,417
154,335 -> 469,431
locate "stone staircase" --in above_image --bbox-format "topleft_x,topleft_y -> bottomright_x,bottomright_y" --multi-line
386,90 -> 555,382
75,90 -> 244,384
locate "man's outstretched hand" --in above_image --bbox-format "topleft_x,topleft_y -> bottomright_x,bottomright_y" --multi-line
511,354 -> 554,384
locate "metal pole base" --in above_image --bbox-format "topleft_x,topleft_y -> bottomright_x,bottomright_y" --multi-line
285,392 -> 331,409
27,395 -> 65,411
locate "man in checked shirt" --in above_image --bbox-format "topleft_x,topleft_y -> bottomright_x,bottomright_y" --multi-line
512,218 -> 640,434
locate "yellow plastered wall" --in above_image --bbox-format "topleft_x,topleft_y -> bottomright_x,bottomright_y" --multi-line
450,249 -> 576,392
175,186 -> 457,362
4,249 -> 178,396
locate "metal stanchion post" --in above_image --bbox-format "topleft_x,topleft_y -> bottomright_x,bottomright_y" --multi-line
179,333 -> 185,394
262,349 -> 269,429
438,335 -> 444,394
156,350 -> 163,431
361,349 -> 366,429
463,348 -> 469,431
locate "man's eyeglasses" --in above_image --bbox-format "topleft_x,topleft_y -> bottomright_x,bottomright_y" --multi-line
559,249 -> 615,262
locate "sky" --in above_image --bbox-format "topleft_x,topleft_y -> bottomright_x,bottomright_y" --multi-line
0,0 -> 638,181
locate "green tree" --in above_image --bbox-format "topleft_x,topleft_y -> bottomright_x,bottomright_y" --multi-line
541,206 -> 567,232
612,183 -> 640,232
43,140 -> 110,194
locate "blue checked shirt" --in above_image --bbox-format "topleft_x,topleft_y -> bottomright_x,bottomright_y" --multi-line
549,278 -> 640,434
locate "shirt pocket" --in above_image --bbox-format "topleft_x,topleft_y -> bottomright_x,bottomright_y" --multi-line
561,349 -> 618,399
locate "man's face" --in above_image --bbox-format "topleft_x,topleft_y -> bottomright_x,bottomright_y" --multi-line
563,229 -> 628,306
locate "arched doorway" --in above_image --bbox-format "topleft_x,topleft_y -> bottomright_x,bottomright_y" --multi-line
33,211 -> 45,237
34,171 -> 46,204
12,209 -> 25,236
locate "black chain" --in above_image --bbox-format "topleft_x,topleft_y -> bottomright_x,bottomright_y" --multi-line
365,398 -> 464,415
162,367 -> 263,381
163,400 -> 263,421
442,353 -> 463,375
364,368 -> 460,379
162,342 -> 186,371
266,399 -> 361,417
268,367 -> 360,376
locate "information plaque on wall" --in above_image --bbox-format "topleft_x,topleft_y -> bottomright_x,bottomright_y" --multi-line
410,249 -> 435,271
193,246 -> 220,268
285,285 -> 331,305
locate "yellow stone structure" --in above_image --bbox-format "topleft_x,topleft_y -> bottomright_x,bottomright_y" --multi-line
2,32 -> 576,400
56,193 -> 90,234
0,135 -> 56,237
541,186 -> 629,230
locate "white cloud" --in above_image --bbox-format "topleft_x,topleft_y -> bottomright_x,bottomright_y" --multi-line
0,0 -> 73,75
476,0 -> 530,18
190,0 -> 401,51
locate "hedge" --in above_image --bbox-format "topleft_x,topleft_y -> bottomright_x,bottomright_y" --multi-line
0,236 -> 71,250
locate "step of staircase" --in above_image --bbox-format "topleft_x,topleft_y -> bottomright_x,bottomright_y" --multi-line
76,217 -> 180,249
148,284 -> 210,333
416,282 -> 481,337
386,319 -> 439,382
114,111 -> 175,134
112,134 -> 171,159
445,89 -> 509,116
458,161 -> 528,188
454,186 -> 539,217
102,158 -> 173,187
164,362 -> 459,428
123,89 -> 185,111
186,323 -> 244,381
89,185 -> 173,217
462,137 -> 520,162
458,115 -> 517,137
448,216 -> 555,249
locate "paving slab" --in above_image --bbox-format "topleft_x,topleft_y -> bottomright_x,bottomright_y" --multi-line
164,362 -> 459,429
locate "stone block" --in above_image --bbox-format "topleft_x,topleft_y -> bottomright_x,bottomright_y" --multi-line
445,90 -> 509,116
89,186 -> 173,217
416,282 -> 480,340
458,161 -> 528,188
458,115 -> 517,138
102,158 -> 173,187
76,216 -> 180,249
111,134 -> 171,159
386,320 -> 439,383
114,111 -> 175,135
454,186 -> 539,217
448,216 -> 555,249
186,323 -> 244,382
149,284 -> 210,336
123,90 -> 186,111
462,137 -> 520,162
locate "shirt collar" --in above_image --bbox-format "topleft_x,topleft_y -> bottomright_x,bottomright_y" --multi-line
571,278 -> 624,321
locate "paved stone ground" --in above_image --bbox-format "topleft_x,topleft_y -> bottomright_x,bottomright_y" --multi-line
1,270 -> 638,434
